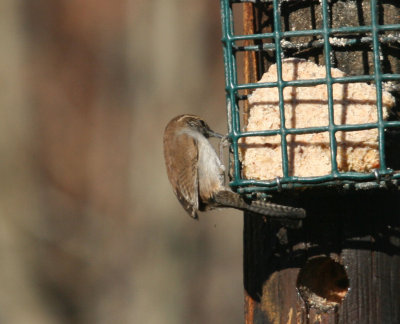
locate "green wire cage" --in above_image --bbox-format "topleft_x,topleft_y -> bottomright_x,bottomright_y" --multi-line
220,0 -> 400,194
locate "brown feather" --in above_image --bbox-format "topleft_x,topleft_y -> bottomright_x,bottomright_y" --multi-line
164,118 -> 200,218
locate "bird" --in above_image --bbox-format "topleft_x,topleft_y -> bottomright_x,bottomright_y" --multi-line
163,114 -> 306,220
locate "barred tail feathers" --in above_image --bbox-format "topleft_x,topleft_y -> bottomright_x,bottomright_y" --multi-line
212,190 -> 305,219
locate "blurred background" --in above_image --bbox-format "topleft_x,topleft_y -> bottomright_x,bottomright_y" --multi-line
0,0 -> 244,323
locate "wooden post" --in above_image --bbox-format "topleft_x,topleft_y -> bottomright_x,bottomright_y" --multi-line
243,1 -> 400,323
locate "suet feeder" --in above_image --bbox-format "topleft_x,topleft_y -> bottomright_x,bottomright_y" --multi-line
220,0 -> 400,194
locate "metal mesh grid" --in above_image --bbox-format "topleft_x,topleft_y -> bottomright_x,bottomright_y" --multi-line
220,0 -> 400,194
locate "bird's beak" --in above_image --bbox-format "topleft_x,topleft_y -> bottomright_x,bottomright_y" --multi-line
207,129 -> 224,138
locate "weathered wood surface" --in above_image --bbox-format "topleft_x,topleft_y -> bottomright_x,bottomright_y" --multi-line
244,190 -> 400,323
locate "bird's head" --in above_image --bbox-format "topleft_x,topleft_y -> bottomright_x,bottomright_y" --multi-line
170,114 -> 223,138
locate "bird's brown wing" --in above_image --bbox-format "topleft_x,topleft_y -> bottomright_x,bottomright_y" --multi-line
164,132 -> 199,218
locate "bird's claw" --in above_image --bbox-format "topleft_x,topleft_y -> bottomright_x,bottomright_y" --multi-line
219,134 -> 230,162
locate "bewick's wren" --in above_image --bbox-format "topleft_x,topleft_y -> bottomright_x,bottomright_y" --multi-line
163,114 -> 305,220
